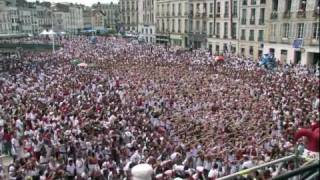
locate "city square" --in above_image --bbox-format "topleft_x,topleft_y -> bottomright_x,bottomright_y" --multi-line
0,0 -> 319,180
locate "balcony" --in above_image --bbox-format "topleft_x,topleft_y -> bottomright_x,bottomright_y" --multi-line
231,35 -> 237,40
216,13 -> 221,18
215,34 -> 220,38
223,35 -> 228,39
250,19 -> 255,25
224,13 -> 229,18
209,14 -> 213,18
270,11 -> 278,19
240,36 -> 246,40
283,11 -> 291,18
232,13 -> 238,18
258,18 -> 264,25
296,10 -> 306,18
202,12 -> 207,18
196,12 -> 201,17
241,18 -> 247,25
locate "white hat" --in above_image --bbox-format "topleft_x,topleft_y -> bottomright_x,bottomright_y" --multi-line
174,178 -> 183,180
196,166 -> 204,172
173,165 -> 184,171
164,170 -> 173,176
155,174 -> 163,179
9,166 -> 15,172
131,163 -> 153,180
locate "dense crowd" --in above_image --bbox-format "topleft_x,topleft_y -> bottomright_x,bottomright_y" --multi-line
0,36 -> 319,180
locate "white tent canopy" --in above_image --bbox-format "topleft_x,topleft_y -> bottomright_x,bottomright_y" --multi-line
48,30 -> 56,35
39,30 -> 49,35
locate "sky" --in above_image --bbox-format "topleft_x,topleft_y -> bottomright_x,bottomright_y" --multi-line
28,0 -> 118,6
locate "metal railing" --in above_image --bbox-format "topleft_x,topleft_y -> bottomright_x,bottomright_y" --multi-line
217,152 -> 318,180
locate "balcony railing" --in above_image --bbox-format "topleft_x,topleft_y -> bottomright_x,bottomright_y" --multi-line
250,19 -> 255,25
202,12 -> 207,17
209,14 -> 213,18
216,13 -> 221,18
283,11 -> 291,18
196,12 -> 201,17
241,18 -> 247,25
223,35 -> 228,39
232,13 -> 238,18
258,18 -> 264,25
270,11 -> 278,19
216,34 -> 220,38
296,10 -> 306,18
240,36 -> 246,40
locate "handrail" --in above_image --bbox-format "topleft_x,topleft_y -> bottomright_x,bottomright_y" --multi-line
217,155 -> 297,180
272,162 -> 319,180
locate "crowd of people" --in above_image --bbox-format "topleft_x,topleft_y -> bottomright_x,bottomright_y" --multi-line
0,36 -> 319,180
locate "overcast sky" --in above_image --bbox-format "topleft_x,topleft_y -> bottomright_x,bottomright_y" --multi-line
28,0 -> 118,6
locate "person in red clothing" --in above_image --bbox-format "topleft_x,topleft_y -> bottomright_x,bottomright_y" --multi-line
294,121 -> 319,153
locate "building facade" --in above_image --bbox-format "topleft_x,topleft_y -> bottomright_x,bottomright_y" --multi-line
119,0 -> 139,32
207,0 -> 240,54
138,0 -> 156,43
238,0 -> 266,59
264,0 -> 319,65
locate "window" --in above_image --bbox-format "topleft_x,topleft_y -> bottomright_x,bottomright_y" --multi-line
249,29 -> 254,41
260,0 -> 266,4
242,9 -> 247,24
203,21 -> 207,33
233,1 -> 238,17
259,8 -> 265,24
178,19 -> 181,32
250,8 -> 256,24
272,0 -> 278,11
172,19 -> 175,32
282,23 -> 290,38
216,22 -> 220,37
251,0 -> 256,5
249,46 -> 254,55
243,0 -> 247,5
224,1 -> 229,17
296,23 -> 304,38
298,0 -> 307,11
217,2 -> 221,14
224,22 -> 228,38
150,29 -> 153,34
210,3 -> 213,13
172,4 -> 175,16
258,30 -> 264,41
270,24 -> 277,40
241,29 -> 246,40
178,3 -> 181,15
232,23 -> 237,39
185,19 -> 188,33
196,20 -> 200,32
312,23 -> 320,40
285,0 -> 292,11
209,22 -> 213,35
